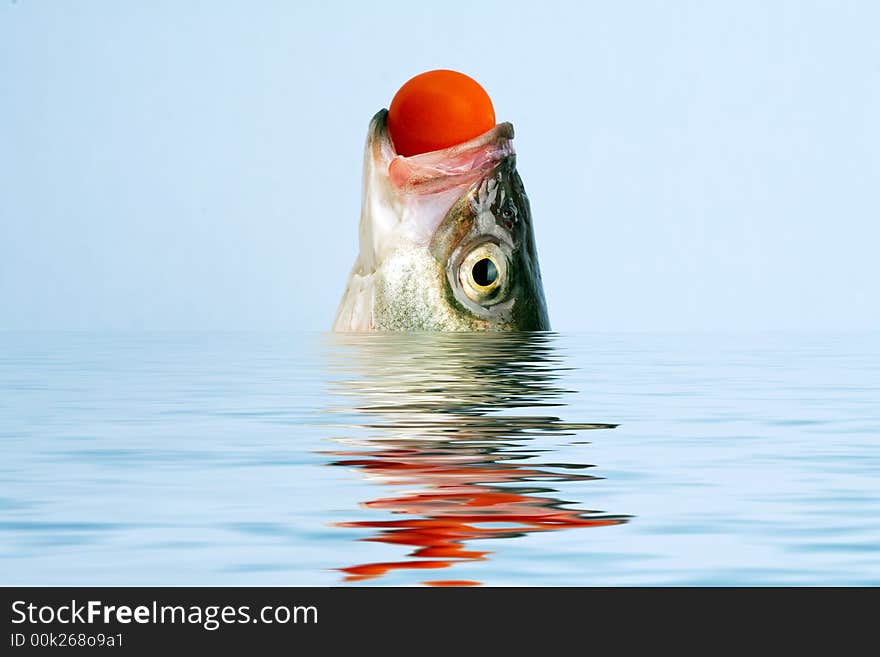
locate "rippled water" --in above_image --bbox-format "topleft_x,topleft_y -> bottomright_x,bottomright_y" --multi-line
1,331 -> 878,585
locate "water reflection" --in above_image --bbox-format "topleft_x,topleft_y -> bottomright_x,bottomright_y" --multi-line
322,332 -> 628,585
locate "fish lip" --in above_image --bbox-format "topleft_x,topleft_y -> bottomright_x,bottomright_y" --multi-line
368,109 -> 516,195
393,121 -> 515,159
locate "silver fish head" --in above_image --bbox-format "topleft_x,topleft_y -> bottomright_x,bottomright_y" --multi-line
333,109 -> 550,332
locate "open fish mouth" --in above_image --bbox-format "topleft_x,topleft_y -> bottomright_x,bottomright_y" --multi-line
384,116 -> 515,195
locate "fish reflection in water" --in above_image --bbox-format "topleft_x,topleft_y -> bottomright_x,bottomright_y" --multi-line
322,332 -> 629,585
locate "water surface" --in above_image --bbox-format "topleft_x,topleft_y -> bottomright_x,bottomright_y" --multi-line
1,331 -> 878,585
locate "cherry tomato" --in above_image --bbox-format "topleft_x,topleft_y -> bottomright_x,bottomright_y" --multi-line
388,70 -> 496,157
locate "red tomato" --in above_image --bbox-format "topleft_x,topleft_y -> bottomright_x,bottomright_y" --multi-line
387,70 -> 496,157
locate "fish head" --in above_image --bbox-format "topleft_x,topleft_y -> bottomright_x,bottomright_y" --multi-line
333,109 -> 549,331
429,154 -> 550,331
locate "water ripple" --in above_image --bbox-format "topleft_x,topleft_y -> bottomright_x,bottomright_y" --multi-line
321,332 -> 630,585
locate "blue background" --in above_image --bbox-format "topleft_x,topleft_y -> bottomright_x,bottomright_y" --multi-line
2,1 -> 878,331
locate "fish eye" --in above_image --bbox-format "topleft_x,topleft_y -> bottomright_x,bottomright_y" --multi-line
459,243 -> 508,306
472,258 -> 498,288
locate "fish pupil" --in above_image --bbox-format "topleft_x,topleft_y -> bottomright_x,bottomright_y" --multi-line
472,258 -> 498,287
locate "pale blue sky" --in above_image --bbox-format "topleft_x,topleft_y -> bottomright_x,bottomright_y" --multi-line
1,1 -> 877,331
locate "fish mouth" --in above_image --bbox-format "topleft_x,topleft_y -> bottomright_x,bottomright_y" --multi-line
368,109 -> 515,195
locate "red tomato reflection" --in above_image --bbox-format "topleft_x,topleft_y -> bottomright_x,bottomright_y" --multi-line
330,442 -> 626,584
